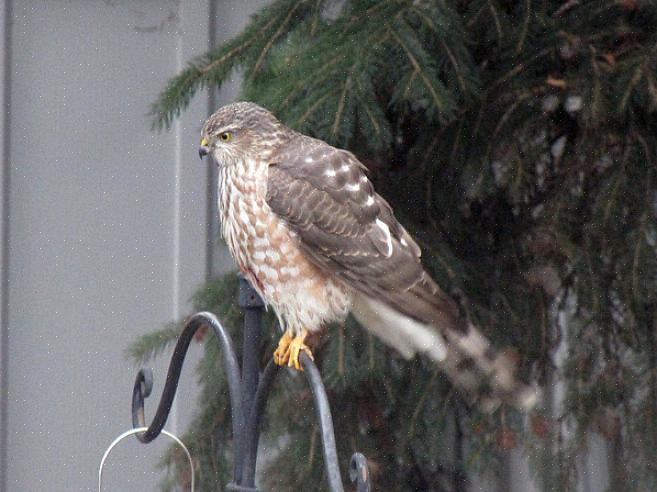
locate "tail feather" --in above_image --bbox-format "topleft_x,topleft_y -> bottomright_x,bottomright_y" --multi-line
351,293 -> 538,411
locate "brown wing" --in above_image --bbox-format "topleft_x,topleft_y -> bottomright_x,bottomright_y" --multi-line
265,135 -> 465,334
266,135 -> 538,411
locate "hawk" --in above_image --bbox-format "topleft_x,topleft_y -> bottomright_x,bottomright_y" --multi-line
199,102 -> 537,410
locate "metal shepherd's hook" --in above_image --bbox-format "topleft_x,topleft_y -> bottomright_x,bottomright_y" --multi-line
118,277 -> 371,491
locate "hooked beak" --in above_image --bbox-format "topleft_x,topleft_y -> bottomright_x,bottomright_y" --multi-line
198,137 -> 209,159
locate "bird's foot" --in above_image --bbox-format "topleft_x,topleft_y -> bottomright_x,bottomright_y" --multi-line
273,330 -> 294,366
273,330 -> 314,371
286,330 -> 314,371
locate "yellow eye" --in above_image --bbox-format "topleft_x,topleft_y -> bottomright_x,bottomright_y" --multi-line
219,132 -> 232,142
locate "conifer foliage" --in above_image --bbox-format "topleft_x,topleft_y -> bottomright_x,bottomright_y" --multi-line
135,1 -> 657,490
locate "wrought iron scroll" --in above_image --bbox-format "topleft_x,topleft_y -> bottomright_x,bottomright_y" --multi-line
131,276 -> 372,491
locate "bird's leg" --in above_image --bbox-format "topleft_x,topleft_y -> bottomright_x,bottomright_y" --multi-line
286,329 -> 314,371
273,329 -> 294,366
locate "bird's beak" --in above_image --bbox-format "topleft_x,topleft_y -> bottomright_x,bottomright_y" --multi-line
198,137 -> 209,159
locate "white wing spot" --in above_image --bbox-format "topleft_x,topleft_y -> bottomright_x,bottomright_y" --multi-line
305,156 -> 314,164
365,195 -> 375,206
340,164 -> 350,173
325,169 -> 337,177
360,175 -> 368,183
346,183 -> 360,192
400,238 -> 408,247
375,218 -> 393,257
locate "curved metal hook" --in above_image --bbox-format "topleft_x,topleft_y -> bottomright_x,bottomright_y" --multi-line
300,352 -> 343,491
300,352 -> 372,492
98,427 -> 194,492
131,312 -> 243,444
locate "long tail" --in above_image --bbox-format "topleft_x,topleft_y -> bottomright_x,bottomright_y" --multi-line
351,293 -> 539,411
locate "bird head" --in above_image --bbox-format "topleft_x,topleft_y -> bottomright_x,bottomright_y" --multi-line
199,101 -> 288,166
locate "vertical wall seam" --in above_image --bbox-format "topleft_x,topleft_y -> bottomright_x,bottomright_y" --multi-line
169,1 -> 186,435
0,0 -> 12,489
205,0 -> 218,280
172,32 -> 183,325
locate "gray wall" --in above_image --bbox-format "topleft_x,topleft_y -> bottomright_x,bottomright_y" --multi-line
0,1 -> 260,490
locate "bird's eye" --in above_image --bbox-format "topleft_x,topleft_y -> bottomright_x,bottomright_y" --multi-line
219,132 -> 232,142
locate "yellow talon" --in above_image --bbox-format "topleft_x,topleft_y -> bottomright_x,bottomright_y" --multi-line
286,330 -> 314,371
273,330 -> 293,366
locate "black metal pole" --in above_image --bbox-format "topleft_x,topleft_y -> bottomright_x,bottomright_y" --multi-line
241,361 -> 278,487
234,275 -> 265,488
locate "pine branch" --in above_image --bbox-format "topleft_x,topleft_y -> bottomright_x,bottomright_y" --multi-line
390,19 -> 456,120
126,323 -> 180,365
150,0 -> 317,130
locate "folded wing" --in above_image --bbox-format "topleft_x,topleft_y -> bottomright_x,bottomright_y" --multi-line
266,135 -> 537,410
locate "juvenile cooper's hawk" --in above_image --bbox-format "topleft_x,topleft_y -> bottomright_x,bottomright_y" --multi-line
199,102 -> 537,410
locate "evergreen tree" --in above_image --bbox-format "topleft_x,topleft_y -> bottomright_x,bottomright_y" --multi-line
132,1 -> 657,490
